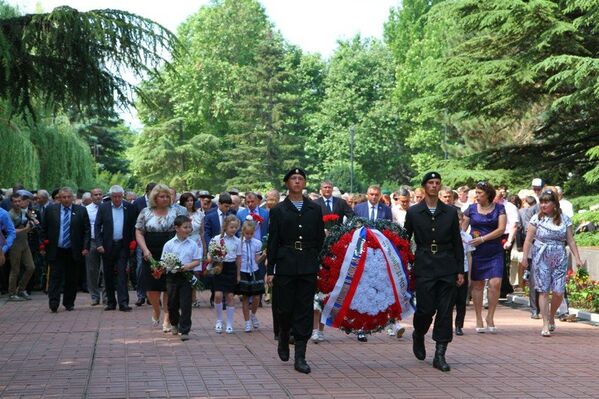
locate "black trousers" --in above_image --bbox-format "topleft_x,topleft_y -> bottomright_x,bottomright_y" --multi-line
102,241 -> 129,308
271,278 -> 280,338
413,274 -> 457,343
274,274 -> 316,343
167,274 -> 192,334
48,248 -> 80,310
454,274 -> 469,328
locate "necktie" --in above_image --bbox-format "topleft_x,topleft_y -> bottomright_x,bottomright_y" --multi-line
370,206 -> 375,221
62,207 -> 71,248
219,212 -> 224,229
326,199 -> 332,213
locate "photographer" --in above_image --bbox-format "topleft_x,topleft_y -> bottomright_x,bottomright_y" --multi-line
7,192 -> 35,301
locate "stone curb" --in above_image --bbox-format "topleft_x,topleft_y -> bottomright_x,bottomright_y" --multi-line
507,294 -> 599,322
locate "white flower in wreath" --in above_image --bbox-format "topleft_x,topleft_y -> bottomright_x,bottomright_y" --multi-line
350,248 -> 395,316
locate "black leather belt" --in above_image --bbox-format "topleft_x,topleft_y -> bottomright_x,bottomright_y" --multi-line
283,241 -> 317,251
418,243 -> 454,254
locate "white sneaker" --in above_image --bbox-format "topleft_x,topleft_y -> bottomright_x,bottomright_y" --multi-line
18,291 -> 32,300
387,326 -> 395,336
317,330 -> 325,342
225,326 -> 234,334
311,329 -> 320,343
251,313 -> 260,329
245,321 -> 252,333
215,320 -> 223,334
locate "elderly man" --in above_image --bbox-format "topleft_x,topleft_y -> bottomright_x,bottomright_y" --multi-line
95,185 -> 137,311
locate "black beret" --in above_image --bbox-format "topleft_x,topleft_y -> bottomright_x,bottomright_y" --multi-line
283,167 -> 306,182
421,171 -> 441,186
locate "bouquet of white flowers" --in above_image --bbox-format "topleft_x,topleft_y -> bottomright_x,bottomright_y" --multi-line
162,253 -> 183,274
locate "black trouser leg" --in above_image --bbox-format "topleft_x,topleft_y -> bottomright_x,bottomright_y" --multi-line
454,274 -> 469,328
114,245 -> 129,307
103,250 -> 117,307
62,253 -> 80,308
414,275 -> 457,343
276,274 -> 316,343
167,277 -> 180,328
178,279 -> 192,333
272,277 -> 280,338
48,251 -> 66,310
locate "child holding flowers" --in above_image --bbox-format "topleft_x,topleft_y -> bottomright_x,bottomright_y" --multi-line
237,221 -> 267,332
161,215 -> 202,341
208,215 -> 241,334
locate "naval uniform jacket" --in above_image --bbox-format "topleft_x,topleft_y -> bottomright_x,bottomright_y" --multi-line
404,200 -> 464,279
267,197 -> 325,276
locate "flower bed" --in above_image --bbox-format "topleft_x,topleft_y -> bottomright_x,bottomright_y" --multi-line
566,268 -> 599,313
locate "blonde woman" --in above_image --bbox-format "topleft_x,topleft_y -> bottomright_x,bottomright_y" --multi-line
135,184 -> 186,332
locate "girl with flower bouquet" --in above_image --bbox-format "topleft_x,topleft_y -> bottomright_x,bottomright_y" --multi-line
161,215 -> 202,341
237,221 -> 267,332
208,215 -> 241,334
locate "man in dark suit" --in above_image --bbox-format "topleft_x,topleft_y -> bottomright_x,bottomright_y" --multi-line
314,180 -> 354,226
132,182 -> 156,306
203,193 -> 233,250
95,185 -> 136,311
267,168 -> 325,374
353,185 -> 392,221
404,172 -> 464,372
42,187 -> 91,312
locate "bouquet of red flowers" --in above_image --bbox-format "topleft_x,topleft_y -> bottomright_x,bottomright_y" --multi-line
246,213 -> 264,224
323,214 -> 340,229
149,258 -> 166,279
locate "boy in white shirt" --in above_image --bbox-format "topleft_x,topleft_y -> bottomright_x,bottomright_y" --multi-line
162,215 -> 202,341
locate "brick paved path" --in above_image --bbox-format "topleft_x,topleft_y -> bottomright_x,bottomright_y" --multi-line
0,292 -> 597,398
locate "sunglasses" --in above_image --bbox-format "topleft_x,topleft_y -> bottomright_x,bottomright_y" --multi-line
477,181 -> 488,187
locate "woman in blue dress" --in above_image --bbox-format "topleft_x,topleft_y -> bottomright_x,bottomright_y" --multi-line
461,182 -> 506,333
521,189 -> 583,337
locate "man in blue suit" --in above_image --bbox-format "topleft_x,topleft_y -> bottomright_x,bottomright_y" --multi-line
236,192 -> 269,240
354,185 -> 392,221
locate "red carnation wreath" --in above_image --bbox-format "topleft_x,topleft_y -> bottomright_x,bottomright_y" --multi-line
318,218 -> 414,334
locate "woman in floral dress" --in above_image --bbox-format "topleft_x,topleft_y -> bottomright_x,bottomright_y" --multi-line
521,189 -> 583,337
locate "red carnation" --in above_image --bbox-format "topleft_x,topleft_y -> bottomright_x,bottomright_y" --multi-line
129,240 -> 137,251
323,213 -> 340,229
250,213 -> 264,224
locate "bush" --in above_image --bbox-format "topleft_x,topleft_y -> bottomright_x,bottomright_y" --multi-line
575,231 -> 599,247
566,268 -> 599,313
570,195 -> 599,212
572,210 -> 599,227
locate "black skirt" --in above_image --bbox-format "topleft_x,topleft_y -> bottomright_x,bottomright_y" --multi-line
143,230 -> 175,292
212,261 -> 237,293
236,271 -> 265,296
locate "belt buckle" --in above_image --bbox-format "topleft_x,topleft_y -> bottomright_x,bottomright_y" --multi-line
430,243 -> 438,254
294,241 -> 303,251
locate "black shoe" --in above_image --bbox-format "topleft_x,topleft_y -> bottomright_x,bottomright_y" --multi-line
135,298 -> 145,306
357,332 -> 368,342
455,327 -> 464,336
289,335 -> 295,345
50,307 -> 58,313
119,306 -> 132,312
277,334 -> 290,362
278,341 -> 290,362
104,305 -> 116,311
294,357 -> 311,374
433,343 -> 451,372
65,306 -> 74,311
412,331 -> 426,360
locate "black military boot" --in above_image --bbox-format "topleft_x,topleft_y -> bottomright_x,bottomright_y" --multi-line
412,331 -> 426,360
277,331 -> 290,362
432,342 -> 450,372
294,341 -> 311,374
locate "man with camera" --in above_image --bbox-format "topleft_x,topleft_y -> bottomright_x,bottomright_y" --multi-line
7,192 -> 36,301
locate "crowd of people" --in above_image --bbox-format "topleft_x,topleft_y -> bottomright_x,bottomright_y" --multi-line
0,172 -> 584,373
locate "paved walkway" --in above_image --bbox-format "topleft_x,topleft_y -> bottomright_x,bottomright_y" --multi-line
0,292 -> 597,398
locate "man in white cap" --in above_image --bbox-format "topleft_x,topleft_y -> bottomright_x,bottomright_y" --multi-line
531,178 -> 543,201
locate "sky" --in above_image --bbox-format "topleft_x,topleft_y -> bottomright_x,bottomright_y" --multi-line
6,0 -> 400,125
7,0 -> 400,56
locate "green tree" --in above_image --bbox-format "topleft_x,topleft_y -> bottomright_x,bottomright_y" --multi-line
308,36 -> 408,188
0,3 -> 177,118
